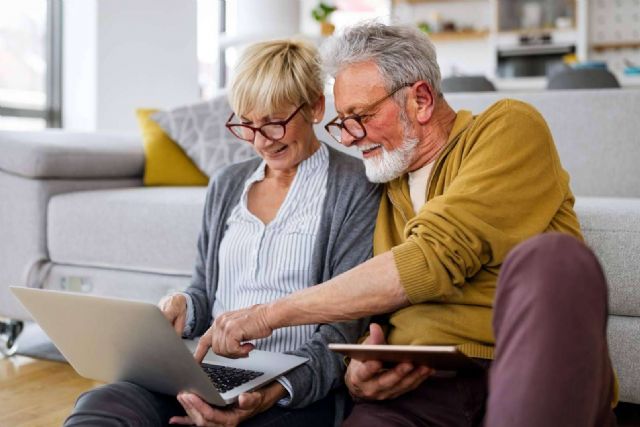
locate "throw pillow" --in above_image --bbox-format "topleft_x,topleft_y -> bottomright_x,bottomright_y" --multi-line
136,108 -> 209,186
151,94 -> 257,177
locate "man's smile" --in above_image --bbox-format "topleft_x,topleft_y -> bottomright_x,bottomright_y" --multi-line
359,144 -> 382,158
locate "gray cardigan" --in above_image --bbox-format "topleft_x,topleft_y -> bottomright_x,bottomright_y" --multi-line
183,144 -> 381,411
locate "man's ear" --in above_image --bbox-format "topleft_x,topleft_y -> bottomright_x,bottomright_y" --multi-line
312,94 -> 326,124
413,82 -> 436,124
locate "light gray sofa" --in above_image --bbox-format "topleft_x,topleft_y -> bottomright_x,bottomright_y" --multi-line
1,89 -> 639,404
0,131 -> 204,321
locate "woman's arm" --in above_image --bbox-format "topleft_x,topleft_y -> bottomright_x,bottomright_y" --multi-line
278,169 -> 383,408
181,180 -> 216,339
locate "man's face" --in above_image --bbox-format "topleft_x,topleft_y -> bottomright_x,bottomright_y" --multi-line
333,61 -> 418,183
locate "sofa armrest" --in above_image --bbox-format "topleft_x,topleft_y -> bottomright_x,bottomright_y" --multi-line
0,129 -> 145,179
0,170 -> 144,320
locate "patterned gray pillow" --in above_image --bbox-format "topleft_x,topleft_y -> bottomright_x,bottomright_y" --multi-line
151,94 -> 257,177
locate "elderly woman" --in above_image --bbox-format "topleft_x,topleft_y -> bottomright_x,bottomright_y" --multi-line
64,40 -> 380,427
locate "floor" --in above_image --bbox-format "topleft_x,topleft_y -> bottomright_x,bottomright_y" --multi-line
0,355 -> 102,427
1,354 -> 639,426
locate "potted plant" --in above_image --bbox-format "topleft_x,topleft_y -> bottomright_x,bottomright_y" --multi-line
312,2 -> 337,36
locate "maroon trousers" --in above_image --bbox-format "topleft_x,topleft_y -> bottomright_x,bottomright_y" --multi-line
344,233 -> 616,427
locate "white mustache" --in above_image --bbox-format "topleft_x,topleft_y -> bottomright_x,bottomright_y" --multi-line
357,144 -> 382,152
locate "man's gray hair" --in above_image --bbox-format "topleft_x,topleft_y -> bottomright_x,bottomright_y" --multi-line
321,22 -> 442,97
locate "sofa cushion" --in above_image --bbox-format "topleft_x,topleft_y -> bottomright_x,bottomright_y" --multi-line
136,109 -> 208,186
607,315 -> 640,404
151,93 -> 257,177
48,187 -> 206,276
575,197 -> 640,317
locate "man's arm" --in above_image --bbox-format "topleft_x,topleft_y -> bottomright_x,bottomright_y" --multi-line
273,251 -> 407,325
211,251 -> 410,357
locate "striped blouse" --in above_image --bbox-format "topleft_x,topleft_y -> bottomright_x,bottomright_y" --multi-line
212,143 -> 328,352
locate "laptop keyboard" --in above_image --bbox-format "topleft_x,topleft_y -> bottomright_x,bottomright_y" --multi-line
201,363 -> 264,393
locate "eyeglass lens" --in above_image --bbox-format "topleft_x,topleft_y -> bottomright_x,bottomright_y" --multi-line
326,83 -> 414,144
327,119 -> 365,142
229,124 -> 286,142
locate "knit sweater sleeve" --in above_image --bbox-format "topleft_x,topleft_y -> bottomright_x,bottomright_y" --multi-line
393,100 -> 569,303
281,149 -> 382,409
182,160 -> 259,338
181,177 -> 217,338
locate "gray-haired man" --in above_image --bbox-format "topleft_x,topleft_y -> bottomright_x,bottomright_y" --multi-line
208,23 -> 617,426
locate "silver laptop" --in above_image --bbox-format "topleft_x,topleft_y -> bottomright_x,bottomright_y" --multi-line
10,287 -> 307,406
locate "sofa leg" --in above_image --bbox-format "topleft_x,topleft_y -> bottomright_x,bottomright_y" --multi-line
0,320 -> 24,357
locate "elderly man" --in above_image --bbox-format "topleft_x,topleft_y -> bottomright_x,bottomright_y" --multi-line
201,23 -> 616,426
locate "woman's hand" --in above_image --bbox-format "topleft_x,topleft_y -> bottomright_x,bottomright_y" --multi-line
169,382 -> 287,427
158,293 -> 188,336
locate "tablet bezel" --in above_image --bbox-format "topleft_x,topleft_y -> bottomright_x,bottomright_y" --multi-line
328,343 -> 482,372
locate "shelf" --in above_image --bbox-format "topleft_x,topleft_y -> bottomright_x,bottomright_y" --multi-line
591,42 -> 640,52
428,30 -> 489,42
497,27 -> 576,35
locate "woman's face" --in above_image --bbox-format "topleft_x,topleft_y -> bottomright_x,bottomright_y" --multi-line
241,97 -> 324,173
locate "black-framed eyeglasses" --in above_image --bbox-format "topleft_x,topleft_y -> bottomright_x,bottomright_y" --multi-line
324,83 -> 414,144
225,104 -> 306,143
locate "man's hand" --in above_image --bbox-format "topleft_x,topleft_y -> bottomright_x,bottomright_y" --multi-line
159,293 -> 188,336
169,382 -> 286,427
345,323 -> 433,401
209,304 -> 274,358
193,324 -> 214,363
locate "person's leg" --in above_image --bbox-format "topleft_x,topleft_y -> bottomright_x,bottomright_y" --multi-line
486,233 -> 616,427
241,392 -> 335,427
66,382 -> 335,427
64,382 -> 185,426
343,366 -> 489,427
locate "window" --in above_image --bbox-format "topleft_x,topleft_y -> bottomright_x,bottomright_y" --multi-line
0,0 -> 61,130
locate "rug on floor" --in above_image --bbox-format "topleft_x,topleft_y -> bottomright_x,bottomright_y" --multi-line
15,321 -> 66,363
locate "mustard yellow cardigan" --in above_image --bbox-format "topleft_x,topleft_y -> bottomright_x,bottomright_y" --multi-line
374,99 -> 583,359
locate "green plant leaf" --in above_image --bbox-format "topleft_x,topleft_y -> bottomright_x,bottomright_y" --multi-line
311,2 -> 336,22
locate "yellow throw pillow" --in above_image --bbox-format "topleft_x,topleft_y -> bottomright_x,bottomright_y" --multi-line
136,108 -> 209,186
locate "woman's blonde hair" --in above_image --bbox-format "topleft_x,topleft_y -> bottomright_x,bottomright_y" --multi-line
229,39 -> 323,122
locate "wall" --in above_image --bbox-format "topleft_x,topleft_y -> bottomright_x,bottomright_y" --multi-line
433,40 -> 493,77
222,0 -> 300,83
63,0 -> 199,132
62,0 -> 97,130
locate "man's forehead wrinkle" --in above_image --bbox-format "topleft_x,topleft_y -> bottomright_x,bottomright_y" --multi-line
334,75 -> 387,117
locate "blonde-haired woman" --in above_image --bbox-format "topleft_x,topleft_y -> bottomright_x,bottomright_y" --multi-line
65,40 -> 380,427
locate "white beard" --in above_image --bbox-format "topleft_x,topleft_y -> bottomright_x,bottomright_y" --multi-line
362,136 -> 419,183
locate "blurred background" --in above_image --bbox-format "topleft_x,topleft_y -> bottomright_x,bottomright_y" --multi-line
1,0 -> 639,132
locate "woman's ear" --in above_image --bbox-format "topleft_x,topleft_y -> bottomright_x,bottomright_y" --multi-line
413,82 -> 436,124
312,94 -> 326,124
